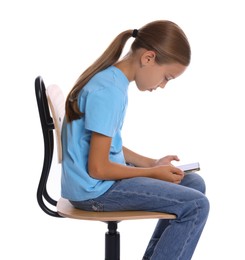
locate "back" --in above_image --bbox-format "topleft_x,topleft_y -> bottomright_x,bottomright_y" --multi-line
46,84 -> 65,163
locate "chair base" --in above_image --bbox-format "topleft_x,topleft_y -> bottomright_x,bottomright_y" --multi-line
105,222 -> 120,260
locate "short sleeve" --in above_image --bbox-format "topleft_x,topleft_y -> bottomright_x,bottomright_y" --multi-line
84,87 -> 124,137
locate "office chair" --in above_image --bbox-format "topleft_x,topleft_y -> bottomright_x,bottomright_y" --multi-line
34,76 -> 176,260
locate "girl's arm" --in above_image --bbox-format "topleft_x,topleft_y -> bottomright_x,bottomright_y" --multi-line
123,146 -> 181,168
88,132 -> 184,183
123,146 -> 156,167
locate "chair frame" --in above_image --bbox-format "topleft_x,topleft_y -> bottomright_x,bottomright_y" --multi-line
35,76 -> 61,217
35,76 -> 176,260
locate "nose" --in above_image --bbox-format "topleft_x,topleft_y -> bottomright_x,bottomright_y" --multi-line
158,82 -> 167,89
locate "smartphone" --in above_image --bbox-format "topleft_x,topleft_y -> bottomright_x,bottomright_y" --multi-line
177,162 -> 200,173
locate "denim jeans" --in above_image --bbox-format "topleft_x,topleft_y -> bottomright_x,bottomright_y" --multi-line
71,173 -> 209,260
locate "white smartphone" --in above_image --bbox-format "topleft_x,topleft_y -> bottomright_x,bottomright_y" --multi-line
177,162 -> 200,173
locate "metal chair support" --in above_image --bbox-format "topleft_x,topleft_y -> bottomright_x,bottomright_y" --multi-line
105,222 -> 120,260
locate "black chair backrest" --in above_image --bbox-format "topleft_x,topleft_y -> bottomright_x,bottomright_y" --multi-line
35,76 -> 62,217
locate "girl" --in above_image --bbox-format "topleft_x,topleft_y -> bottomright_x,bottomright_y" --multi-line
62,20 -> 209,260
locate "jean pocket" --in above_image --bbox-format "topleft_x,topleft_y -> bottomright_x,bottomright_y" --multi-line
91,200 -> 104,212
70,199 -> 103,212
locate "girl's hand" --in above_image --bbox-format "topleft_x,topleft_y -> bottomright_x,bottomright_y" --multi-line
154,155 -> 180,166
152,164 -> 184,184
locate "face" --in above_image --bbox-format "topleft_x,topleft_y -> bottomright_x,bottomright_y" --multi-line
134,54 -> 187,92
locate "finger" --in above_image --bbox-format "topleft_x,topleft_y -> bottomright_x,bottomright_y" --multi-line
172,155 -> 180,161
172,166 -> 184,176
173,173 -> 184,184
174,179 -> 181,184
167,155 -> 180,162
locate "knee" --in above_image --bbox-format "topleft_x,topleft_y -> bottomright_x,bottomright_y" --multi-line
177,193 -> 210,224
200,194 -> 210,213
196,174 -> 206,194
198,195 -> 210,223
183,173 -> 207,194
191,194 -> 210,223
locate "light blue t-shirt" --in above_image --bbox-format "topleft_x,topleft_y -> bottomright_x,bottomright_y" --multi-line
61,66 -> 129,201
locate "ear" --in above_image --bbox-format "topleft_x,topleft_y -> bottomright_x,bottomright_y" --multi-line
141,50 -> 156,66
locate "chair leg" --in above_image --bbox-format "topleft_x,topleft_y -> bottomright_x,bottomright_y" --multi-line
105,221 -> 120,260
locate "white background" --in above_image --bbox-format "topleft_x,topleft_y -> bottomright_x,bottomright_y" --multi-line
1,0 -> 245,259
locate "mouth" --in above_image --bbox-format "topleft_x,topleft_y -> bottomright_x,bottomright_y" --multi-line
148,88 -> 156,92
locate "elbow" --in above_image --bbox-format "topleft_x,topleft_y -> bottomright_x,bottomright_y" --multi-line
88,163 -> 106,180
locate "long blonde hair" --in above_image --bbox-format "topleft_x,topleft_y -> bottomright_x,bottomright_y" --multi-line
66,20 -> 191,122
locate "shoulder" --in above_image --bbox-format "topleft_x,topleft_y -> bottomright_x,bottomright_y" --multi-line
85,67 -> 127,96
92,67 -> 123,87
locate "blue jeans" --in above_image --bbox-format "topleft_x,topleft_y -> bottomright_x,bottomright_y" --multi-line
71,173 -> 209,260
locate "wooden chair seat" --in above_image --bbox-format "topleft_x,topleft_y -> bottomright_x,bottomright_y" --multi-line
57,197 -> 176,221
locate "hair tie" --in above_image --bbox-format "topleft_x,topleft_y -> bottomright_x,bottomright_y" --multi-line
132,29 -> 138,38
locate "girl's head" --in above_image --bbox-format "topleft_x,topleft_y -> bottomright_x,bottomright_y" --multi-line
131,20 -> 191,66
66,20 -> 191,122
127,20 -> 191,92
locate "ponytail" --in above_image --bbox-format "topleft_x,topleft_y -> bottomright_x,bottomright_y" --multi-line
66,20 -> 191,123
66,30 -> 133,122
